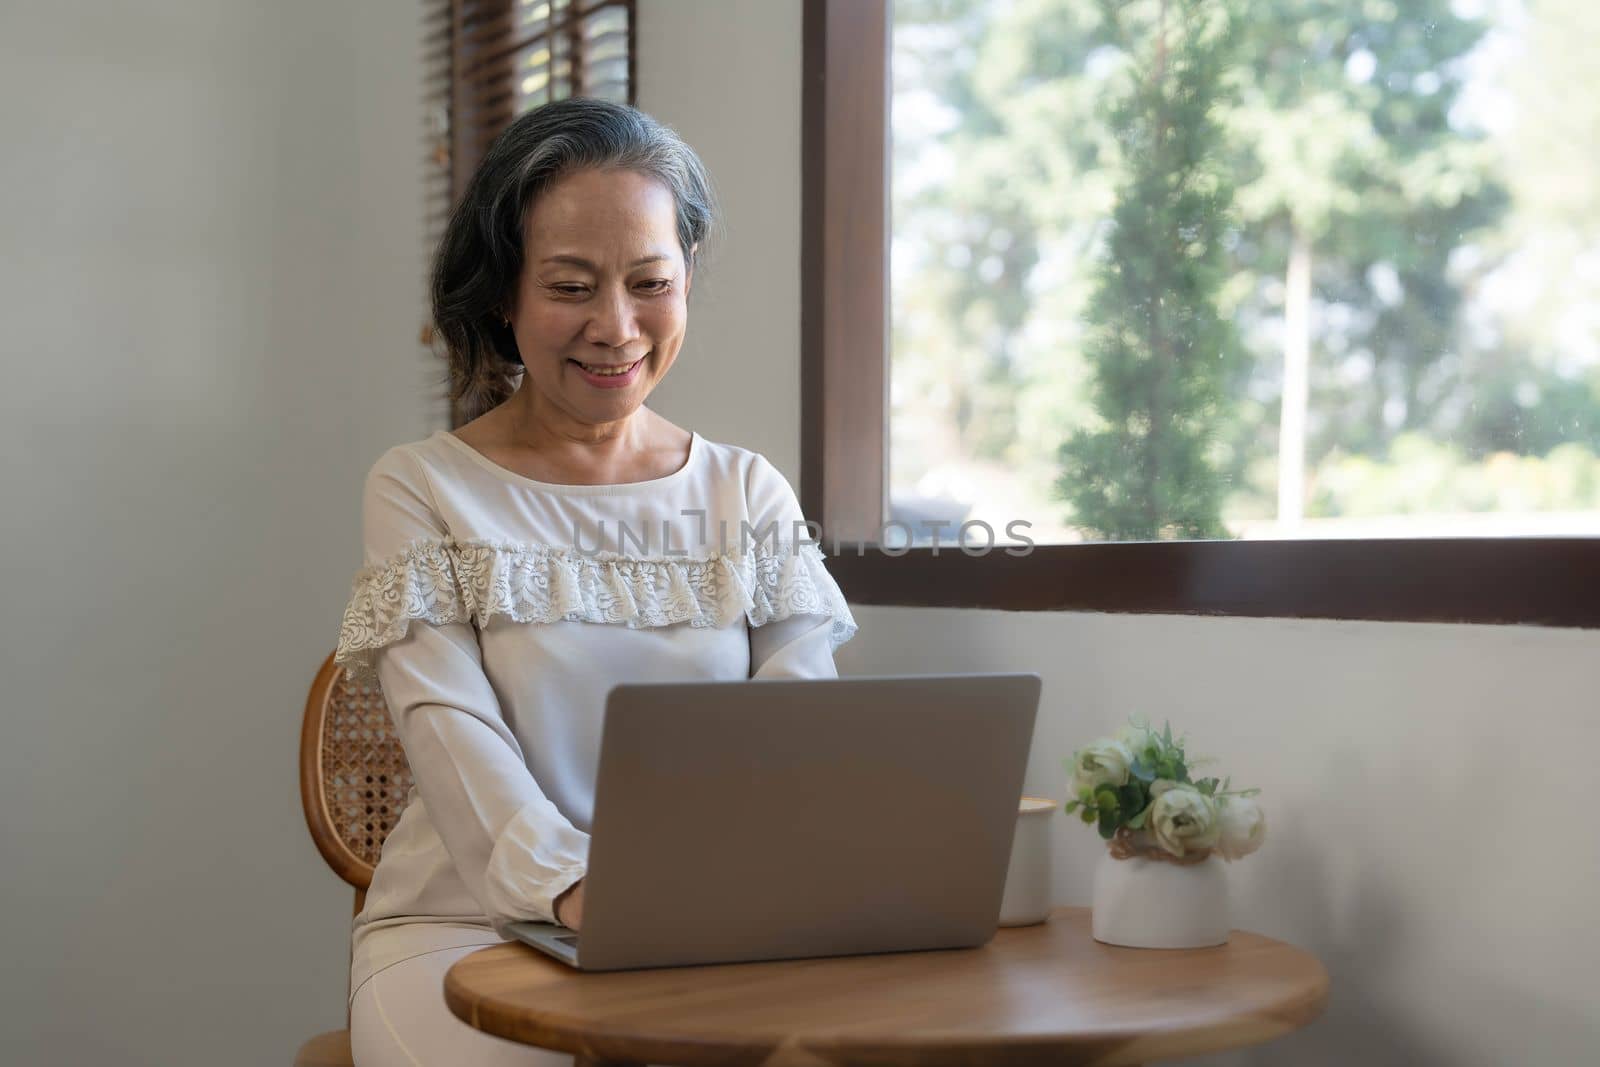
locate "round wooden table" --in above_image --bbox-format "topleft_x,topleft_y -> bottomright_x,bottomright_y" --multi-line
445,906 -> 1328,1067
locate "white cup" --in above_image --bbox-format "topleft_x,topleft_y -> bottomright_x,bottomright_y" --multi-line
998,796 -> 1057,926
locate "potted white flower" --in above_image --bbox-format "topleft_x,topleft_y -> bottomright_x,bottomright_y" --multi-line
1065,721 -> 1265,948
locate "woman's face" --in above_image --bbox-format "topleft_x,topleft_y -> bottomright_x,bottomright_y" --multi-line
508,167 -> 692,428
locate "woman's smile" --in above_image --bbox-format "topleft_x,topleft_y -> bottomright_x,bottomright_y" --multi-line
568,354 -> 646,388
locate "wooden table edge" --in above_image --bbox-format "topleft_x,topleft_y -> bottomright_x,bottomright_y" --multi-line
445,973 -> 744,1065
443,909 -> 1332,1067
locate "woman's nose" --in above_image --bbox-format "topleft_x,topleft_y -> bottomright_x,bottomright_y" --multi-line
584,287 -> 641,347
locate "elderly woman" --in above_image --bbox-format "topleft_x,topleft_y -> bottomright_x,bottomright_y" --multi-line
333,99 -> 857,1065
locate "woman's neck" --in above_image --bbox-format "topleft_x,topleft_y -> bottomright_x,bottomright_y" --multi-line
455,387 -> 683,486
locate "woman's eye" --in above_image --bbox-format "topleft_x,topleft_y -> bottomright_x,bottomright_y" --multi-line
550,280 -> 669,297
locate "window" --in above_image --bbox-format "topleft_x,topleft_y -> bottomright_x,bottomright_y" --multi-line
421,0 -> 637,425
801,0 -> 1599,626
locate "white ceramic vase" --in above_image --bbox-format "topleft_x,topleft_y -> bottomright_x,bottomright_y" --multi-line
998,797 -> 1057,926
1090,847 -> 1229,948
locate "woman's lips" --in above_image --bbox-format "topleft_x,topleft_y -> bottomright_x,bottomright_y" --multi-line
569,355 -> 645,389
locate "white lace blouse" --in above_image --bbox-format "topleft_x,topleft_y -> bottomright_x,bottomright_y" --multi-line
333,426 -> 858,1000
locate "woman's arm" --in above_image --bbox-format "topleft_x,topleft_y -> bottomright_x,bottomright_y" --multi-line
339,447 -> 588,935
750,611 -> 840,679
742,453 -> 858,680
552,877 -> 584,929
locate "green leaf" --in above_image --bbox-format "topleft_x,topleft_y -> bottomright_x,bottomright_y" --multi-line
1117,783 -> 1145,814
1064,799 -> 1080,813
1094,786 -> 1120,812
1196,777 -> 1218,796
1097,805 -> 1119,839
1080,807 -> 1097,825
1128,807 -> 1149,830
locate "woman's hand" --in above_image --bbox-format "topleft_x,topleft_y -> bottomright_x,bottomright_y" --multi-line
553,878 -> 585,931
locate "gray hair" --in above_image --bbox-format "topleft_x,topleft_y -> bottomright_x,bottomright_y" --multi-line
431,98 -> 719,422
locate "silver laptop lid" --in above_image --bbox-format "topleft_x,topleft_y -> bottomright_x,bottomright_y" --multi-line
572,672 -> 1041,971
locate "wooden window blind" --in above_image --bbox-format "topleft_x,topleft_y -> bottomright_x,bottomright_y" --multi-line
420,0 -> 638,425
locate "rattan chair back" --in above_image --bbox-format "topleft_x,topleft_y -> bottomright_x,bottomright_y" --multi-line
299,652 -> 414,890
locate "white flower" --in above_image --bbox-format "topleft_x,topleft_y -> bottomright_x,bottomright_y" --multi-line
1216,795 -> 1266,861
1115,722 -> 1155,756
1070,739 -> 1132,797
1148,783 -> 1220,857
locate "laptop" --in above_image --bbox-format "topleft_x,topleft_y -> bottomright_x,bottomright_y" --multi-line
504,672 -> 1042,972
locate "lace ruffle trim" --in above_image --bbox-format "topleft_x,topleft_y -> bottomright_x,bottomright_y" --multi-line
334,537 -> 858,684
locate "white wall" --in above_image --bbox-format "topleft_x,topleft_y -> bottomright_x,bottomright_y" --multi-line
0,2 -> 428,1063
639,3 -> 1600,1065
636,0 -> 803,476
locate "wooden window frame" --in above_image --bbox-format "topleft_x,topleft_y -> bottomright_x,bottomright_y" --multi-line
799,0 -> 1600,629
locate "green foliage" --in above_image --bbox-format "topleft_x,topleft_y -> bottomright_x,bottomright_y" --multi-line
1056,0 -> 1244,539
892,0 -> 1600,531
1124,720 -> 1189,783
1221,0 -> 1510,468
1308,436 -> 1600,517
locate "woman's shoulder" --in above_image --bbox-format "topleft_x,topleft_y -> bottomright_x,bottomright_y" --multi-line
365,427 -> 517,496
681,428 -> 788,486
362,430 -> 445,478
681,435 -> 808,543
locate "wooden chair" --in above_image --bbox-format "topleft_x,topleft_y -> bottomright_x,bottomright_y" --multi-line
294,652 -> 415,1067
